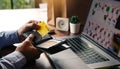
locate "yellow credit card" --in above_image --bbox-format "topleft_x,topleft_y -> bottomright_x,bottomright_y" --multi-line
37,21 -> 50,37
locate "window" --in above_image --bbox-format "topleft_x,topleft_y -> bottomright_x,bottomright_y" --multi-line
0,0 -> 35,9
0,0 -> 47,9
0,0 -> 11,9
12,0 -> 35,9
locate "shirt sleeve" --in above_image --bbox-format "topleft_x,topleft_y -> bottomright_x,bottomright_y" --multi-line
0,51 -> 26,69
0,31 -> 20,49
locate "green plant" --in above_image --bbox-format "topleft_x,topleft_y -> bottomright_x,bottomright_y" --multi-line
70,16 -> 80,24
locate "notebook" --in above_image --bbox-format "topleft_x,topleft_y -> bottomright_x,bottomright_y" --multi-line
49,0 -> 120,69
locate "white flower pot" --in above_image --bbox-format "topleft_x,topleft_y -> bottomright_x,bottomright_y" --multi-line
70,23 -> 80,33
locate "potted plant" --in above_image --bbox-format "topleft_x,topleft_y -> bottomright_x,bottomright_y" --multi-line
70,16 -> 80,33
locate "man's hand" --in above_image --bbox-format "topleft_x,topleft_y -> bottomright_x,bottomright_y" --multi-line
15,34 -> 42,61
17,20 -> 40,41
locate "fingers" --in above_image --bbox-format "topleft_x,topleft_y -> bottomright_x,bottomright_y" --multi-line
25,34 -> 34,42
28,20 -> 39,24
26,21 -> 40,30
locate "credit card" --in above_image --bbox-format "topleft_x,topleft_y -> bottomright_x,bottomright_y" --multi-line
37,21 -> 50,37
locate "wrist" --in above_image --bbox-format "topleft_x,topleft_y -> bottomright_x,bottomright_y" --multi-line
17,30 -> 25,42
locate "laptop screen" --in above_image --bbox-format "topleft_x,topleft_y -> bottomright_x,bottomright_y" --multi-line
83,0 -> 120,57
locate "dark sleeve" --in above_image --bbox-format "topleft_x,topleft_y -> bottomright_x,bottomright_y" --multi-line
0,31 -> 20,49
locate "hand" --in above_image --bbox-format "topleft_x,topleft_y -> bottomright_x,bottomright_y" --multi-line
15,34 -> 42,61
17,20 -> 40,41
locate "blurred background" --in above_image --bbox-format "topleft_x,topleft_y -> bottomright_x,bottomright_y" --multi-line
0,0 -> 92,33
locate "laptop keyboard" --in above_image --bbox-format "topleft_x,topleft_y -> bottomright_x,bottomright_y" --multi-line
66,37 -> 109,64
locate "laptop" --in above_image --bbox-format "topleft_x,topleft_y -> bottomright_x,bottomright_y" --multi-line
49,0 -> 120,69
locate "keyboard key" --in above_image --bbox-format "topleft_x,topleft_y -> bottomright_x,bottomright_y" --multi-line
66,37 -> 109,64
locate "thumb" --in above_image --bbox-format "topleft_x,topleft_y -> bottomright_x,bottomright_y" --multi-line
25,34 -> 34,42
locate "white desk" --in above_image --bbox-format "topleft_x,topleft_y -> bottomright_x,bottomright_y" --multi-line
0,8 -> 47,32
